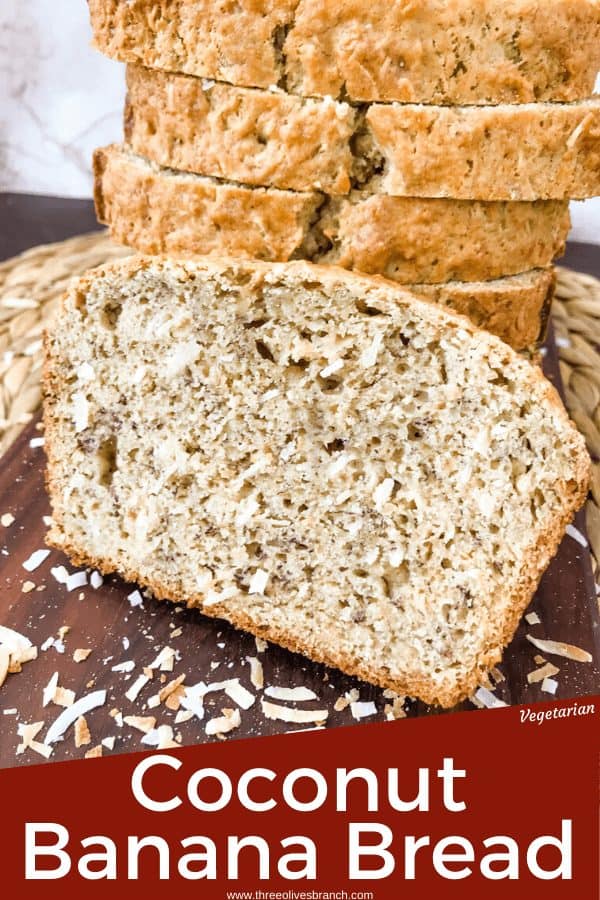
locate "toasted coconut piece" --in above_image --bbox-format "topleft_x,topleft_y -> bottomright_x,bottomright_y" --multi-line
526,635 -> 593,663
527,662 -> 560,684
261,700 -> 328,724
75,716 -> 91,748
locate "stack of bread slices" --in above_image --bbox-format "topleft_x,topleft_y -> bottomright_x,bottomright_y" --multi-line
41,2 -> 598,709
89,0 -> 600,350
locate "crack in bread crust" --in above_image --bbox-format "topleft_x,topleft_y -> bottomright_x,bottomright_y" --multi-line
88,0 -> 600,106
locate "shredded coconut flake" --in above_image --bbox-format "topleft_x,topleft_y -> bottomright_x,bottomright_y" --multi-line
85,744 -> 103,759
261,700 -> 328,724
127,589 -> 144,608
373,478 -> 394,511
0,625 -> 32,654
360,331 -> 384,368
50,565 -> 69,584
224,681 -> 255,710
22,549 -> 50,572
246,657 -> 264,690
17,721 -> 53,759
149,646 -> 176,671
74,716 -> 91,748
90,571 -> 103,589
527,662 -> 560,684
72,392 -> 90,432
566,524 -> 588,548
525,612 -> 541,626
264,686 -> 317,702
124,715 -> 156,734
206,708 -> 241,736
473,687 -> 508,709
319,358 -> 344,379
541,677 -> 559,695
142,724 -> 179,749
526,635 -> 593,663
53,686 -> 76,708
45,690 -> 107,745
0,647 -> 10,688
350,700 -> 377,720
77,362 -> 95,382
66,571 -> 87,592
112,660 -> 135,674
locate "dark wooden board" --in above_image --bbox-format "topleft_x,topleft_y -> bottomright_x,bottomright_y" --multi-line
0,194 -> 599,767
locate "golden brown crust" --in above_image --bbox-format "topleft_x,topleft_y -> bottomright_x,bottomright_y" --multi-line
123,64 -> 600,201
88,0 -> 600,105
413,271 -> 556,352
93,146 -> 322,263
125,65 -> 356,195
365,101 -> 600,201
94,145 -> 562,348
42,255 -> 591,708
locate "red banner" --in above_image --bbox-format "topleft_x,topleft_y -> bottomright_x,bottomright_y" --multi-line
2,695 -> 598,898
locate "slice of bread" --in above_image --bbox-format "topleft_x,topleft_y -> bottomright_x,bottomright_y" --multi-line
124,64 -> 357,195
43,256 -> 590,708
125,64 -> 600,201
88,0 -> 600,105
94,146 -> 559,349
364,100 -> 600,201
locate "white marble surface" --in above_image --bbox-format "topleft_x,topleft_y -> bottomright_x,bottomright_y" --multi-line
0,0 -> 124,198
0,2 -> 598,244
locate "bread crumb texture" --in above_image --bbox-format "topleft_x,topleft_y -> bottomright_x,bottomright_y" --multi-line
43,257 -> 590,707
89,0 -> 600,105
124,65 -> 600,201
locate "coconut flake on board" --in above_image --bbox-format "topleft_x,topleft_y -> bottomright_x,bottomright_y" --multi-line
261,700 -> 328,724
206,708 -> 241,737
141,725 -> 179,749
350,700 -> 377,720
473,687 -> 508,709
124,715 -> 156,734
527,662 -> 560,685
0,625 -> 37,681
125,674 -> 150,703
22,549 -> 50,572
264,686 -> 317,702
565,524 -> 588,548
246,657 -> 264,690
74,716 -> 91,748
112,660 -> 135,674
541,678 -> 559,695
526,635 -> 593,663
45,690 -> 107,745
17,721 -> 53,759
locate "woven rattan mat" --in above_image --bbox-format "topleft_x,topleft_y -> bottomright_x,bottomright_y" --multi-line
1,232 -> 599,588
